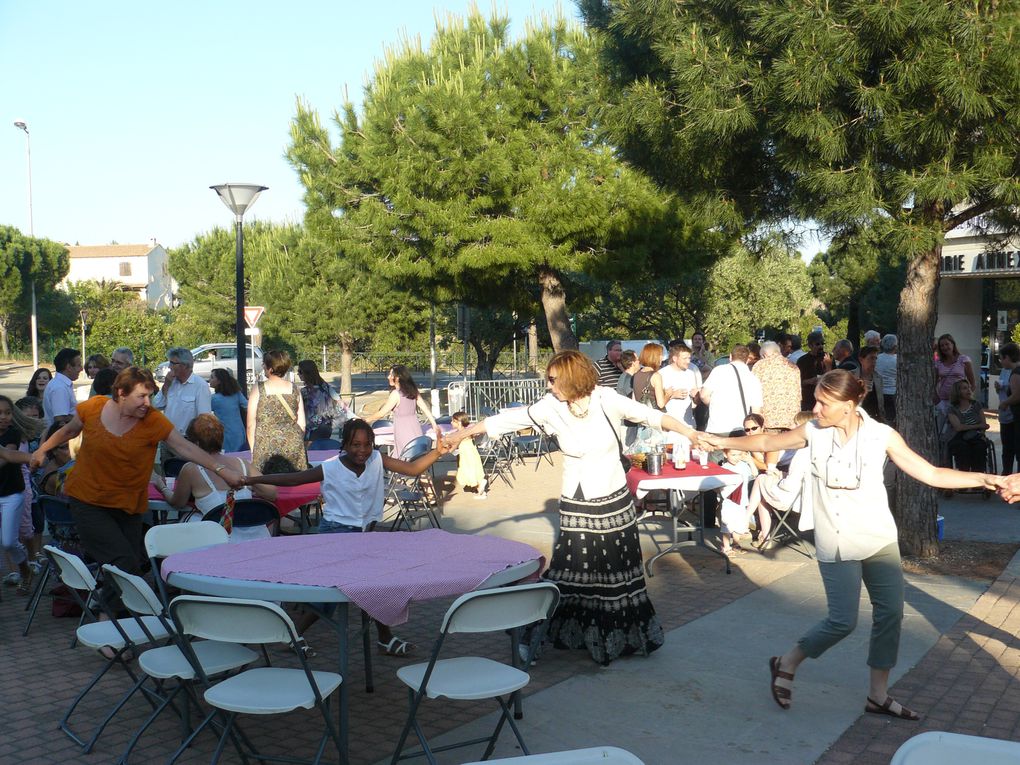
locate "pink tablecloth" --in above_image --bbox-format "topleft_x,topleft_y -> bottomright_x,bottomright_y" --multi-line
162,529 -> 544,625
147,483 -> 321,516
626,462 -> 742,502
372,422 -> 453,447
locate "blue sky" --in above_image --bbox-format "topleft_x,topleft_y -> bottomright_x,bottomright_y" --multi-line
0,1 -> 574,249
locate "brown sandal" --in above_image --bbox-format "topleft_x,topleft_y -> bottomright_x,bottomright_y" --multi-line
865,696 -> 920,721
769,656 -> 794,710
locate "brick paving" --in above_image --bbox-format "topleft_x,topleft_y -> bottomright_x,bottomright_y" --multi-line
815,571 -> 1020,764
2,447 -> 1011,764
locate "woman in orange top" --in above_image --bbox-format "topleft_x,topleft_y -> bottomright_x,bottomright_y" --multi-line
31,367 -> 244,609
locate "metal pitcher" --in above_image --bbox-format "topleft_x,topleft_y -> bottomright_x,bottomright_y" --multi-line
646,450 -> 665,475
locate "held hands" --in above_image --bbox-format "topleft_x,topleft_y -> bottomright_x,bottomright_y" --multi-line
997,474 -> 1020,503
695,432 -> 718,451
435,439 -> 454,457
29,448 -> 47,470
220,467 -> 246,490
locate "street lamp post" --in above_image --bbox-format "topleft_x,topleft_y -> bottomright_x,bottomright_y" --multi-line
13,120 -> 38,370
210,184 -> 267,389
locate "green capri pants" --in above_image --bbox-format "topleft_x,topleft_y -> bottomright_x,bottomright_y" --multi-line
798,542 -> 904,669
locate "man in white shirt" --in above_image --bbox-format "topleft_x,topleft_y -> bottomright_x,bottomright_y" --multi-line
153,347 -> 212,437
658,341 -> 702,427
698,345 -> 763,436
42,348 -> 83,426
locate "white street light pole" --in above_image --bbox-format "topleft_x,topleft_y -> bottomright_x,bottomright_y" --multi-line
13,120 -> 38,369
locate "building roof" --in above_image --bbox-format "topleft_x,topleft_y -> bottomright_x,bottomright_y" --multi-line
67,244 -> 160,259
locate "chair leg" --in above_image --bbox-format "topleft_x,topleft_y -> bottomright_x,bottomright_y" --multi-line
209,711 -> 238,765
390,688 -> 426,765
22,562 -> 50,635
116,682 -> 183,765
59,651 -> 135,749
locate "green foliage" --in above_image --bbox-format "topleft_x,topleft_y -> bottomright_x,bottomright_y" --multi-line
702,241 -> 813,350
64,280 -> 171,365
0,225 -> 69,355
288,8 -> 709,351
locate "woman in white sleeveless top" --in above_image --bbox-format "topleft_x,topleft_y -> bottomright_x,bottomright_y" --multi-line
704,370 -> 1002,721
153,414 -> 276,541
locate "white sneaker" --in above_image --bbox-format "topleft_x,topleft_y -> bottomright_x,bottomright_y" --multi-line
474,492 -> 488,500
28,559 -> 43,575
2,571 -> 21,586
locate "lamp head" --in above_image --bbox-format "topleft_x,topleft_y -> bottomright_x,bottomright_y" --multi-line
13,120 -> 28,132
210,183 -> 268,220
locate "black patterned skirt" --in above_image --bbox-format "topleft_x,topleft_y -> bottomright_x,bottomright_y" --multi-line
544,485 -> 664,665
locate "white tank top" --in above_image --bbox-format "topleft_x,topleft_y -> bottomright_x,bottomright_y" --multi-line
193,460 -> 253,513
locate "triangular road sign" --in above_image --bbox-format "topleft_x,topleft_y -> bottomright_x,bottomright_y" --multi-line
243,306 -> 265,328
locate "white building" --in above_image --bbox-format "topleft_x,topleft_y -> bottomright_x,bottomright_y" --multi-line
63,242 -> 176,309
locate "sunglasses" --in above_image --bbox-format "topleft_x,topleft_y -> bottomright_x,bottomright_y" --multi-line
744,426 -> 761,433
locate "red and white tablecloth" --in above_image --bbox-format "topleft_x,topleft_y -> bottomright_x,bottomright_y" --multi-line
147,482 -> 321,517
626,462 -> 742,501
161,529 -> 544,625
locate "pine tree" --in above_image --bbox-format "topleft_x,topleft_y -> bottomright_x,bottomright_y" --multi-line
583,0 -> 1020,555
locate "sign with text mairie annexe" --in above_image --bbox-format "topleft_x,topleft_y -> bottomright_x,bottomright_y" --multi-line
940,249 -> 1020,278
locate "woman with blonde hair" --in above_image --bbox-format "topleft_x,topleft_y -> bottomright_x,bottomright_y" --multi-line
704,370 -> 1002,720
444,350 -> 697,665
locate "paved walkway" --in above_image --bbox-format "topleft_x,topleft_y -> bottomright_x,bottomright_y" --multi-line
3,447 -> 1019,764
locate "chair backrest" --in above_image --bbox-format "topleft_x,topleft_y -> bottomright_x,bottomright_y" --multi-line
145,521 -> 229,559
399,435 -> 433,461
162,457 -> 190,478
202,499 -> 280,531
442,582 -> 560,635
40,495 -> 74,527
371,419 -> 390,429
44,544 -> 97,592
308,438 -> 342,451
170,595 -> 297,645
102,564 -> 166,617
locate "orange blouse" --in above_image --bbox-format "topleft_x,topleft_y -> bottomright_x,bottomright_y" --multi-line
64,396 -> 174,515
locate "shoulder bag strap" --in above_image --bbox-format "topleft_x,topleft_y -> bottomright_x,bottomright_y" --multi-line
275,392 -> 297,422
733,365 -> 748,416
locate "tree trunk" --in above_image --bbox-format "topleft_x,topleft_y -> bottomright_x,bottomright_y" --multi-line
538,268 -> 578,351
339,336 -> 354,396
528,319 -> 539,374
893,242 -> 942,558
0,317 -> 8,357
846,295 -> 861,353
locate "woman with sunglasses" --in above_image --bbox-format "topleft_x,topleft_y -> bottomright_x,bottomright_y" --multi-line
741,413 -> 778,473
703,369 -> 1002,721
443,350 -> 697,666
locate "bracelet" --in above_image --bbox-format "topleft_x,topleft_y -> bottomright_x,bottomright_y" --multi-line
214,464 -> 227,474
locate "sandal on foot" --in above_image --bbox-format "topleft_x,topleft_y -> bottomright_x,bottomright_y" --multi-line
721,546 -> 746,557
16,573 -> 33,596
865,696 -> 920,721
769,656 -> 794,710
378,637 -> 415,657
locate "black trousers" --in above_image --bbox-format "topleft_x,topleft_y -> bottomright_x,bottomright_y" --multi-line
1001,420 -> 1016,475
68,498 -> 145,612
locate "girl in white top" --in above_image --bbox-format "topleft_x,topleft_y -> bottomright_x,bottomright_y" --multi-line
154,414 -> 277,540
703,370 -> 1002,721
444,350 -> 697,666
244,418 -> 451,656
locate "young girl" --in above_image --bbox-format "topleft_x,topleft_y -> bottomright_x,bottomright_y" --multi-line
0,395 -> 45,595
718,448 -> 758,556
242,418 -> 452,656
451,411 -> 486,499
15,397 -> 45,572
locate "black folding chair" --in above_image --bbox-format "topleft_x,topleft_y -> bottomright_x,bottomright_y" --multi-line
202,498 -> 281,538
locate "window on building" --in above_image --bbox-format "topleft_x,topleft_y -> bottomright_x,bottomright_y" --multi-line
119,262 -> 132,276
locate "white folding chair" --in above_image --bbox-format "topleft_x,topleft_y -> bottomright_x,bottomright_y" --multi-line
44,545 -> 173,753
463,746 -> 645,764
145,521 -> 229,606
102,564 -> 258,765
891,730 -> 1020,765
390,582 -> 560,764
168,596 -> 344,765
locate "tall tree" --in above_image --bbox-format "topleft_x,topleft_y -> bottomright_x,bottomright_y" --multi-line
0,226 -> 69,356
583,0 -> 1020,555
288,9 -> 701,352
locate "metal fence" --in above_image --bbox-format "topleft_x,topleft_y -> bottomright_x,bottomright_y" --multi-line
304,348 -> 554,379
446,378 -> 548,419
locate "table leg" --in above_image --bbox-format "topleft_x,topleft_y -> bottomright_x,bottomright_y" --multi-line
337,603 -> 349,763
644,489 -> 730,576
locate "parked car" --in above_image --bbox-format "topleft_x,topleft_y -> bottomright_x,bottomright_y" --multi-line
154,343 -> 264,386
